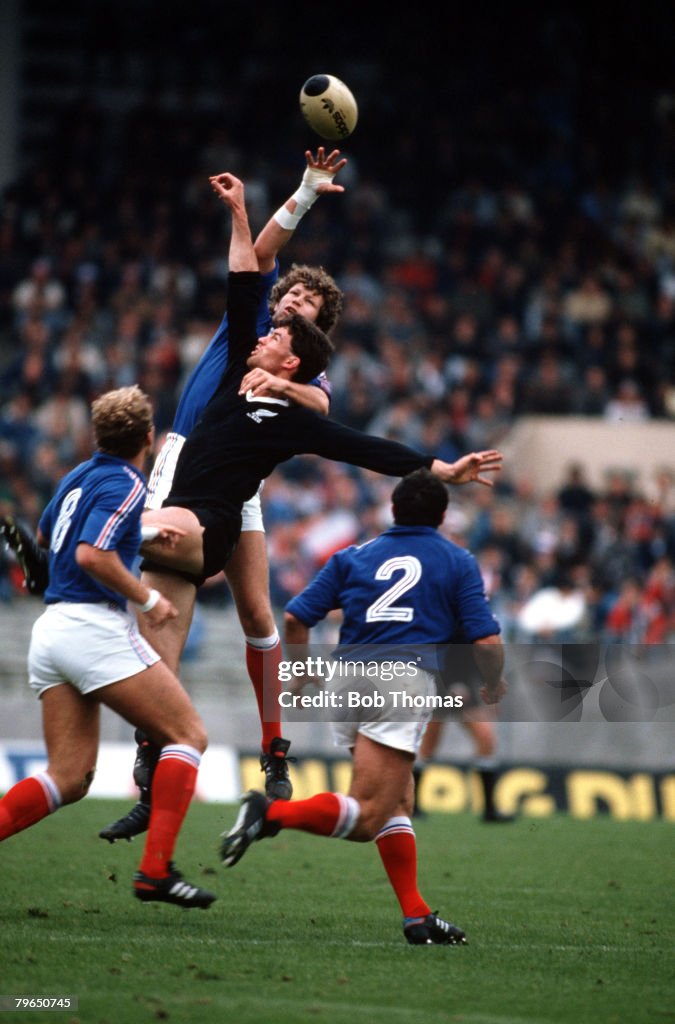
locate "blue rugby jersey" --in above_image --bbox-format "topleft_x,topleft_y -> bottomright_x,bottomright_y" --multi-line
39,452 -> 146,609
286,525 -> 500,671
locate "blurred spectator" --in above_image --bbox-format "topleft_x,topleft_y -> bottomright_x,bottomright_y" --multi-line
575,364 -> 611,415
520,353 -> 576,414
604,379 -> 650,422
12,257 -> 66,328
516,571 -> 588,642
562,273 -> 613,330
603,578 -> 651,643
557,463 -> 596,522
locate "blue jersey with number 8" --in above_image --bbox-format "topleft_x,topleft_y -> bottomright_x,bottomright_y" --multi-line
38,452 -> 146,609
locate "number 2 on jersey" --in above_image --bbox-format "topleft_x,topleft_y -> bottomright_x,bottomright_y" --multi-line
365,556 -> 422,622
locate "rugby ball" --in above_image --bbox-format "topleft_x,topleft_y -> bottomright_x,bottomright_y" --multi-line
299,75 -> 358,140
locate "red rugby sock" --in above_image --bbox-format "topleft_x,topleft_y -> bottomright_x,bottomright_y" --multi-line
375,817 -> 430,918
245,636 -> 283,752
0,773 -> 60,841
138,746 -> 200,878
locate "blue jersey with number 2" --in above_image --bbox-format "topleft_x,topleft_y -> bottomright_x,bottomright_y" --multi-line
286,525 -> 500,669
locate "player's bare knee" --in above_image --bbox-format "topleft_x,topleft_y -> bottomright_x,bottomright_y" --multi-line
348,822 -> 377,842
232,589 -> 274,634
55,766 -> 96,805
347,805 -> 382,842
237,600 -> 275,638
154,712 -> 207,753
183,716 -> 208,754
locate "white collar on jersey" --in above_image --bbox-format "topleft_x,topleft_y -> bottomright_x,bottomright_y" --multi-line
245,389 -> 290,407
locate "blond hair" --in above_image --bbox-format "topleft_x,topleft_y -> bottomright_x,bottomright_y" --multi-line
91,386 -> 153,459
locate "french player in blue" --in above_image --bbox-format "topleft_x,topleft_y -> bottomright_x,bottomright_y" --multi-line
97,148 -> 347,842
220,469 -> 508,944
0,386 -> 216,909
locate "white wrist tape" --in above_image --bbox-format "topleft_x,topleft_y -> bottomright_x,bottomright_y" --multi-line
273,204 -> 304,231
141,525 -> 160,543
137,588 -> 161,613
272,164 -> 336,231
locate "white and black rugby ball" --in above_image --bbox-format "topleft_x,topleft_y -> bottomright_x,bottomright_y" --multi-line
299,74 -> 358,141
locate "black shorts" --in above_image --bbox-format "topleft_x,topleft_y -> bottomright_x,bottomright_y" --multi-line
142,501 -> 242,588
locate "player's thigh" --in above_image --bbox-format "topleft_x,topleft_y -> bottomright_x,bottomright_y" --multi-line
224,530 -> 274,635
41,684 -> 100,800
141,506 -> 205,574
137,567 -> 197,671
349,733 -> 414,810
98,661 -> 207,752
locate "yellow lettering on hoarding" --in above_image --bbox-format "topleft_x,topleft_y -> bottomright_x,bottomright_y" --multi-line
626,773 -> 657,820
567,771 -> 632,819
237,756 -> 674,821
418,765 -> 467,813
494,769 -> 556,817
660,777 -> 675,821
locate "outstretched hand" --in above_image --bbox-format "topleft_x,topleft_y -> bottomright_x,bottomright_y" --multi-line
431,450 -> 503,487
304,147 -> 347,194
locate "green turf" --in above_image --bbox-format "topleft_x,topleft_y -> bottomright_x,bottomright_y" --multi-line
0,800 -> 672,1024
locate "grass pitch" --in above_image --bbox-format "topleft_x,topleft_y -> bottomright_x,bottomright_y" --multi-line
0,799 -> 672,1024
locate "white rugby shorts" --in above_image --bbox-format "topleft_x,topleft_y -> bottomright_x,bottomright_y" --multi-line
331,668 -> 437,756
28,602 -> 160,698
145,431 -> 265,532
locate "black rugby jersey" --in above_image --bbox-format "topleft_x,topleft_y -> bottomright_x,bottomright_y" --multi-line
167,272 -> 434,513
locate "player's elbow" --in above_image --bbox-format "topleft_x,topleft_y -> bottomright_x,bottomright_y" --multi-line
253,237 -> 276,274
75,543 -> 99,572
283,610 -> 308,644
473,632 -> 503,647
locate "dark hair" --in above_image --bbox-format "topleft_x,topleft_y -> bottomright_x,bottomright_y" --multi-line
392,469 -> 448,527
270,264 -> 344,334
278,313 -> 335,383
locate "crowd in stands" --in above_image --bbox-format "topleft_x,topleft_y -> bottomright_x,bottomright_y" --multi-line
1,34 -> 674,645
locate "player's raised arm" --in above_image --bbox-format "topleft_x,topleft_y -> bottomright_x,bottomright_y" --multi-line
255,147 -> 347,272
209,173 -> 264,364
209,173 -> 256,272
